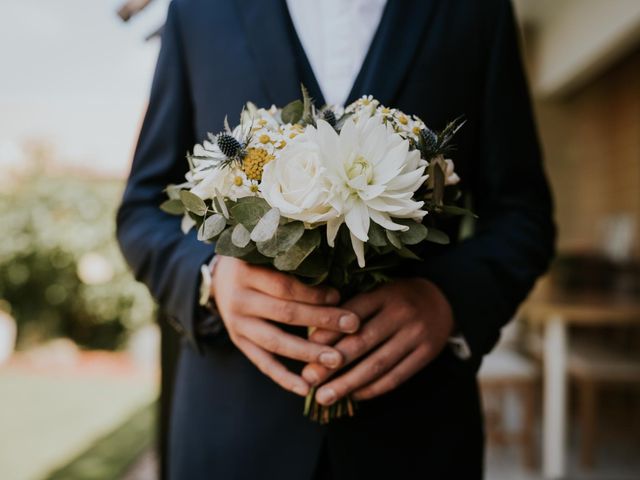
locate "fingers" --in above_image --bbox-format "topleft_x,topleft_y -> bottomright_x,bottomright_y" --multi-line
313,330 -> 415,405
235,336 -> 309,396
309,328 -> 343,345
248,265 -> 340,305
240,290 -> 360,333
301,311 -> 399,387
351,345 -> 432,401
236,316 -> 344,368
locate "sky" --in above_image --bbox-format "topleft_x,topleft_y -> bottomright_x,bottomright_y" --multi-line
0,0 -> 170,177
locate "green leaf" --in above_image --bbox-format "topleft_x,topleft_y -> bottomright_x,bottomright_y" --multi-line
397,247 -> 422,260
160,199 -> 184,215
250,208 -> 280,243
230,197 -> 270,230
198,214 -> 226,241
273,228 -> 321,271
179,190 -> 207,216
397,221 -> 428,245
431,156 -> 445,208
231,223 -> 251,248
368,222 -> 387,247
281,99 -> 303,124
165,183 -> 186,200
440,204 -> 478,218
215,228 -> 256,257
256,221 -> 305,257
386,230 -> 402,249
294,250 -> 328,278
426,228 -> 450,245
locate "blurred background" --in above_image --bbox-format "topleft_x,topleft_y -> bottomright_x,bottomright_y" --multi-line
0,1 -> 638,479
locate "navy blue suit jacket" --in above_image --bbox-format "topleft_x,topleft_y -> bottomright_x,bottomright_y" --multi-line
117,0 -> 555,478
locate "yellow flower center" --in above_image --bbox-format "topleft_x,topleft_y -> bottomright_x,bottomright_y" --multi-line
398,115 -> 408,125
347,155 -> 373,184
242,148 -> 274,181
233,175 -> 244,186
259,134 -> 271,144
250,184 -> 259,193
413,126 -> 421,135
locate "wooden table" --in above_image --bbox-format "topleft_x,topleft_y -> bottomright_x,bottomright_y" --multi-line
521,284 -> 640,479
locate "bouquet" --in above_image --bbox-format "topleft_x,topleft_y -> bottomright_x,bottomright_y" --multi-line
161,86 -> 470,423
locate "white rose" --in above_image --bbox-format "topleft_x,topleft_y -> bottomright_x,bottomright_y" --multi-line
260,131 -> 336,224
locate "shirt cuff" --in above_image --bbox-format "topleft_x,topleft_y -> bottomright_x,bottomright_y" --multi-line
448,333 -> 472,360
195,256 -> 226,340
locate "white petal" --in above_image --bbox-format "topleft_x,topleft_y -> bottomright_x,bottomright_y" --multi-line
344,201 -> 370,241
368,208 -> 408,231
350,232 -> 366,268
326,217 -> 342,247
181,214 -> 196,234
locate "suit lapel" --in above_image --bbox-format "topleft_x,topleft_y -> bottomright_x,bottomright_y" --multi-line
347,0 -> 438,106
233,0 -> 301,105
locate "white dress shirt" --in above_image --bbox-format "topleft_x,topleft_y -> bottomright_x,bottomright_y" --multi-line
285,0 -> 387,107
201,0 -> 472,360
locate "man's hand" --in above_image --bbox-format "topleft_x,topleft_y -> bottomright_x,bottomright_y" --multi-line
301,278 -> 454,405
210,256 -> 361,397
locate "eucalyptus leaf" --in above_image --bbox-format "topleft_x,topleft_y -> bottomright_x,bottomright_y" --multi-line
198,213 -> 226,241
398,221 -> 428,245
215,228 -> 256,257
250,208 -> 280,243
397,247 -> 422,260
426,228 -> 450,245
281,99 -> 303,124
294,250 -> 328,278
231,223 -> 251,248
368,222 -> 388,247
180,190 -> 207,216
273,229 -> 321,271
440,204 -> 478,218
160,199 -> 184,215
256,221 -> 305,257
230,197 -> 270,230
386,230 -> 402,249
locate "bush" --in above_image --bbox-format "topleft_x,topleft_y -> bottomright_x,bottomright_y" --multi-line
0,167 -> 155,350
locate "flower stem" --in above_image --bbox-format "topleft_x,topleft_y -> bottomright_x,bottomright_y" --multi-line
303,392 -> 358,424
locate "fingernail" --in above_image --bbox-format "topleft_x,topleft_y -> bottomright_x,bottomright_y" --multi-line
319,351 -> 341,369
293,383 -> 309,396
339,314 -> 358,333
303,369 -> 319,386
317,387 -> 337,405
325,289 -> 340,304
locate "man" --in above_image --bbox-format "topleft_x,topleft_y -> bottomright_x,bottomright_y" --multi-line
116,0 -> 555,478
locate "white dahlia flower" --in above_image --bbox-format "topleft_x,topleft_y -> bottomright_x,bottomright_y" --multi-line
261,116 -> 427,267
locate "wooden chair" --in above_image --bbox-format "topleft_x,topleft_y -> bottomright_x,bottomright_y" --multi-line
479,347 -> 539,469
568,340 -> 640,468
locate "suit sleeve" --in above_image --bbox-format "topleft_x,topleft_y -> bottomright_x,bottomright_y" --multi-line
419,0 -> 556,363
116,1 -> 214,354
